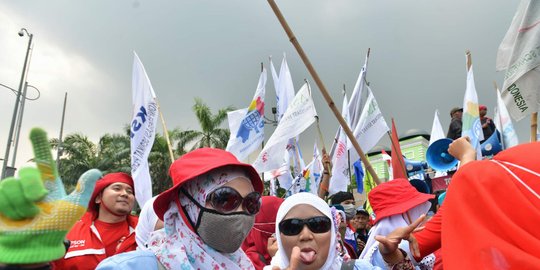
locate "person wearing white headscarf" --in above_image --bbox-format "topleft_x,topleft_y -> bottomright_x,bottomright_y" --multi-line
266,192 -> 416,270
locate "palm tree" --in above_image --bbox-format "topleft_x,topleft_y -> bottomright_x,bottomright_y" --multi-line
171,98 -> 234,151
148,133 -> 174,194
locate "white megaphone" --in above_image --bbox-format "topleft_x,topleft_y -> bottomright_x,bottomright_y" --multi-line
426,138 -> 458,171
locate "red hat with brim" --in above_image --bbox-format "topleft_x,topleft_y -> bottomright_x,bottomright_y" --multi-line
88,172 -> 134,217
153,148 -> 263,221
369,178 -> 434,224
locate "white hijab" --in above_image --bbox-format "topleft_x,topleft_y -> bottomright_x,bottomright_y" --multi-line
359,201 -> 431,260
267,192 -> 341,270
135,196 -> 159,250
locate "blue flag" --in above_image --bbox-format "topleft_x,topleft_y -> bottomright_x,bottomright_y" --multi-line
353,159 -> 364,193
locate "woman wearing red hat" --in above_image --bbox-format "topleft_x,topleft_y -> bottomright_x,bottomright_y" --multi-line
97,148 -> 264,270
52,172 -> 138,270
359,178 -> 434,268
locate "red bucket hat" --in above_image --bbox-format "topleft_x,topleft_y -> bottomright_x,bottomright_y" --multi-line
153,148 -> 263,220
368,178 -> 434,224
88,172 -> 134,216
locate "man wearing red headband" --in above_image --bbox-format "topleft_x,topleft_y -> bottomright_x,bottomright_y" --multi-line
52,172 -> 138,270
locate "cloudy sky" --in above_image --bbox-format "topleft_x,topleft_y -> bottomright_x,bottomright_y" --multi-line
0,0 -> 526,170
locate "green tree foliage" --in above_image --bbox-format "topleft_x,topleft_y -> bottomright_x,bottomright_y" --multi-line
171,98 -> 234,151
49,98 -> 233,196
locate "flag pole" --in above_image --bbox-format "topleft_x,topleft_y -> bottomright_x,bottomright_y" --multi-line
267,0 -> 381,185
531,113 -> 538,142
306,78 -> 333,197
466,50 -> 472,71
155,98 -> 175,163
493,81 -> 506,150
343,84 -> 353,186
57,92 -> 68,169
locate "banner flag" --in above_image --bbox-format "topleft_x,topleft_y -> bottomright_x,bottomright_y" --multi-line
461,65 -> 483,159
494,89 -> 519,148
253,83 -> 317,173
351,88 -> 389,153
390,119 -> 407,180
329,95 -> 351,195
353,160 -> 364,193
429,110 -> 446,145
226,69 -> 267,160
496,0 -> 540,120
270,54 -> 295,121
131,52 -> 158,208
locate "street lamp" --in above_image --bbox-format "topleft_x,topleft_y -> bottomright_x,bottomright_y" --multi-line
11,83 -> 41,168
2,28 -> 34,178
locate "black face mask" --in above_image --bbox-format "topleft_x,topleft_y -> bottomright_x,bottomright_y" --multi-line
180,188 -> 255,253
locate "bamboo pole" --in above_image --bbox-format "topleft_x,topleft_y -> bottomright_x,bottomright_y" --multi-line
267,0 -> 381,185
155,99 -> 175,164
315,116 -> 332,198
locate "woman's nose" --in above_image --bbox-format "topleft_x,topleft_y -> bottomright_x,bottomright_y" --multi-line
298,224 -> 314,241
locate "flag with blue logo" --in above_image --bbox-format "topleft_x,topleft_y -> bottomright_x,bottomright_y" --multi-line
131,52 -> 158,208
226,68 -> 267,161
494,88 -> 519,149
461,62 -> 483,159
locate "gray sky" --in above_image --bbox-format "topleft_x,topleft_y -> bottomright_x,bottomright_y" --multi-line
0,0 -> 527,170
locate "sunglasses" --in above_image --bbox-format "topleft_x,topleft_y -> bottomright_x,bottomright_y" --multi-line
206,186 -> 261,215
279,216 -> 332,236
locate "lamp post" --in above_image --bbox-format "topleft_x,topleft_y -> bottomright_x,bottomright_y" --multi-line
1,28 -> 33,179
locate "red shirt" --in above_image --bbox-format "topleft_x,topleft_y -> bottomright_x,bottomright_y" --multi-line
51,212 -> 138,270
94,219 -> 129,257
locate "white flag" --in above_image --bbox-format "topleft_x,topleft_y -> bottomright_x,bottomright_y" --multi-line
494,89 -> 519,148
270,55 -> 298,180
351,87 -> 389,153
131,52 -> 158,208
330,95 -> 351,195
429,110 -> 445,145
429,110 -> 447,177
309,143 -> 323,195
461,65 -> 483,159
253,83 -> 317,173
271,54 -> 295,121
496,0 -> 540,121
349,53 -> 370,129
226,69 -> 267,161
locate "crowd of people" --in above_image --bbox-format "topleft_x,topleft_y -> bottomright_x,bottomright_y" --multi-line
0,118 -> 539,270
